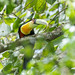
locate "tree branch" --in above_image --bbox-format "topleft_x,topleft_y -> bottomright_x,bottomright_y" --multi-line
0,26 -> 63,53
49,6 -> 67,24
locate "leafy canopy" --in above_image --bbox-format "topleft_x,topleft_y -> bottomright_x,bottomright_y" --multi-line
0,0 -> 75,75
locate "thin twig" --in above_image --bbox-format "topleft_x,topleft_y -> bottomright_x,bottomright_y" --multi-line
12,13 -> 22,21
15,0 -> 34,14
23,0 -> 34,10
49,6 -> 67,25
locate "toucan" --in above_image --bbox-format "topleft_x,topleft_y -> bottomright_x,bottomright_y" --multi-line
18,19 -> 48,69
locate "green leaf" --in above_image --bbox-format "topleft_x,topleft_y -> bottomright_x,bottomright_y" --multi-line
34,39 -> 47,49
0,2 -> 4,11
65,59 -> 73,68
43,42 -> 55,56
20,45 -> 34,58
0,19 -> 3,24
6,3 -> 15,14
25,0 -> 36,9
49,2 -> 59,11
0,62 -> 3,70
10,55 -> 17,63
66,2 -> 75,24
27,67 -> 40,75
52,35 -> 64,45
50,10 -> 58,18
51,69 -> 61,75
13,18 -> 21,31
27,13 -> 34,20
19,12 -> 27,18
14,59 -> 22,67
34,0 -> 46,13
35,25 -> 46,33
49,26 -> 56,32
34,13 -> 39,18
4,18 -> 16,25
16,11 -> 21,17
2,51 -> 9,58
0,22 -> 11,36
3,63 -> 12,74
46,0 -> 56,5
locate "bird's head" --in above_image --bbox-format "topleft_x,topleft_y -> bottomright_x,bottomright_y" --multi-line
19,19 -> 48,38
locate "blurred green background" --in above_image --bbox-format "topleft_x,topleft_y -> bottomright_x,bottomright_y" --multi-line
0,0 -> 75,75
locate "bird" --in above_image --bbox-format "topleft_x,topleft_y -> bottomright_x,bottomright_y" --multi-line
18,19 -> 48,69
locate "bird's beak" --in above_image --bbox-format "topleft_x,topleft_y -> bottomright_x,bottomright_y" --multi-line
35,19 -> 48,26
29,19 -> 48,29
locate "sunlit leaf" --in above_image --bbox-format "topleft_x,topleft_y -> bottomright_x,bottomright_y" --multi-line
4,18 -> 16,25
0,22 -> 11,36
0,19 -> 3,24
49,2 -> 59,11
66,1 -> 75,24
25,0 -> 36,9
34,0 -> 46,13
50,10 -> 58,19
2,51 -> 9,58
0,62 -> 3,70
20,12 -> 27,18
51,69 -> 61,75
16,11 -> 21,17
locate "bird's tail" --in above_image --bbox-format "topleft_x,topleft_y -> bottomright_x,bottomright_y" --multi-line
23,57 -> 31,69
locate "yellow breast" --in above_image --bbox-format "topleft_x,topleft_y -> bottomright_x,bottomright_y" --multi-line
21,21 -> 33,35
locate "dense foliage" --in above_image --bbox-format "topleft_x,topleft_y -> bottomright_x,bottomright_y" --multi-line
0,0 -> 75,75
